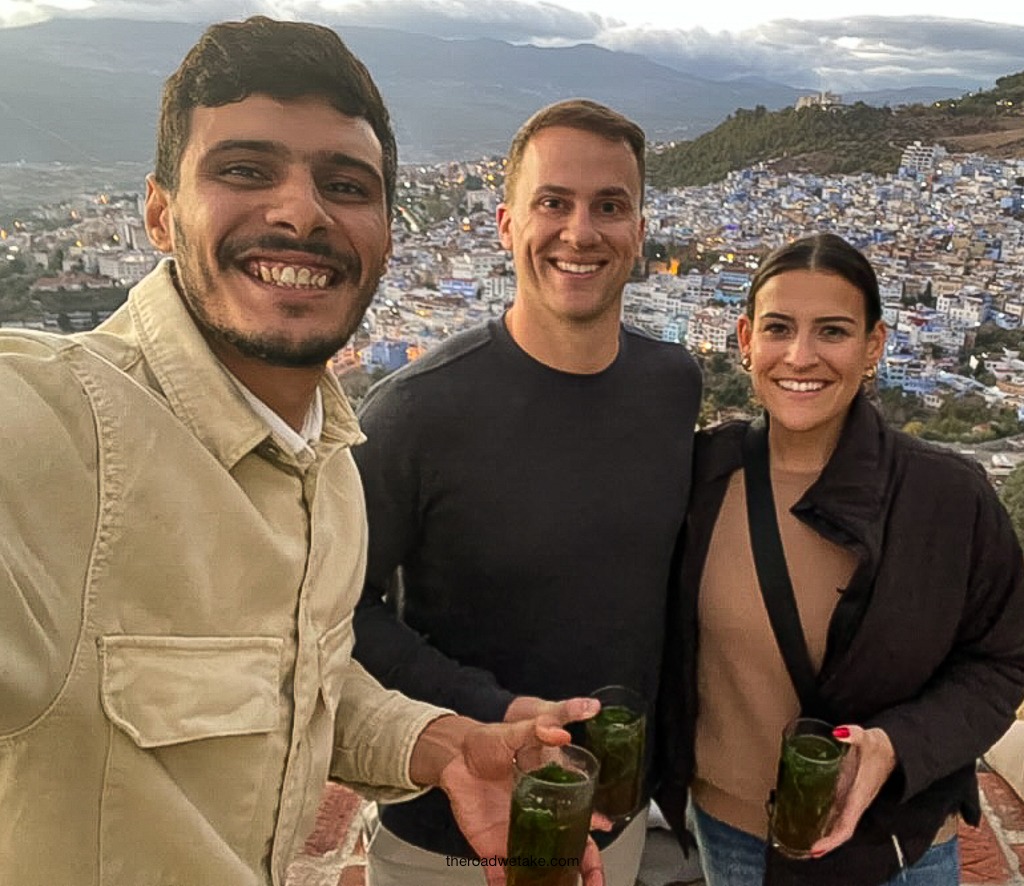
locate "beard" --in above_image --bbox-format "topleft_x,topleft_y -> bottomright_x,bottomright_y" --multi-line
171,223 -> 378,368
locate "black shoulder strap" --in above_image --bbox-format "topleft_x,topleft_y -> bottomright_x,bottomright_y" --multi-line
742,421 -> 822,715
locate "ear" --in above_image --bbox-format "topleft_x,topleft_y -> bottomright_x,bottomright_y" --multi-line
737,313 -> 753,354
636,214 -> 647,258
145,174 -> 174,254
866,320 -> 887,365
496,203 -> 513,252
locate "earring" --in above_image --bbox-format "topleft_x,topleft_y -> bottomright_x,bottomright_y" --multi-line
740,353 -> 752,372
863,365 -> 877,381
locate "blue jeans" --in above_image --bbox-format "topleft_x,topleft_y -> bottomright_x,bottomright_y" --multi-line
692,805 -> 959,885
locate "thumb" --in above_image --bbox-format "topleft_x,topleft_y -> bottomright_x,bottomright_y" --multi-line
538,696 -> 600,729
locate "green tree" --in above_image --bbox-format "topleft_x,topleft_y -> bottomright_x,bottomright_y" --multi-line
1000,463 -> 1024,544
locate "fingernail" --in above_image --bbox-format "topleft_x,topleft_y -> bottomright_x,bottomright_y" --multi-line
810,850 -> 825,858
833,727 -> 851,739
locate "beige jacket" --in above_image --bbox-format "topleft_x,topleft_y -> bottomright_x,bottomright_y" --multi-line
0,260 -> 445,885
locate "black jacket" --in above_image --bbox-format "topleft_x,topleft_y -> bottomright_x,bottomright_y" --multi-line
656,394 -> 1024,885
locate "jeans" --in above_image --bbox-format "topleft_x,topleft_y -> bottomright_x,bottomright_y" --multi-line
691,804 -> 959,885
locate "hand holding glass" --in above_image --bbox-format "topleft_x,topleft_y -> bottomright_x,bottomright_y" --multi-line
506,743 -> 598,886
769,717 -> 849,858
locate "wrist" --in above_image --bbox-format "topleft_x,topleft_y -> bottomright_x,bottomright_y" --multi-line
409,714 -> 474,786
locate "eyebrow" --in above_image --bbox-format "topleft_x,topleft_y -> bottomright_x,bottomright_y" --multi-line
203,139 -> 383,183
533,183 -> 636,200
759,312 -> 857,324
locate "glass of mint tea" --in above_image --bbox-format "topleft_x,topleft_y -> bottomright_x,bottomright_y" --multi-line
584,685 -> 647,825
506,743 -> 598,886
769,717 -> 849,858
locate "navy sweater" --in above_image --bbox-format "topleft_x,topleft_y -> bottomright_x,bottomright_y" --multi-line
353,317 -> 702,857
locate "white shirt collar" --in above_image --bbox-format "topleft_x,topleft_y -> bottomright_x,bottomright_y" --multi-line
233,380 -> 324,458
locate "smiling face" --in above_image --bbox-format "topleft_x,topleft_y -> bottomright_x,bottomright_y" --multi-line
145,93 -> 392,369
737,268 -> 886,455
496,125 -> 645,331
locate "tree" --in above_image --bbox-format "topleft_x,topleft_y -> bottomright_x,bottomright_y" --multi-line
1000,463 -> 1024,545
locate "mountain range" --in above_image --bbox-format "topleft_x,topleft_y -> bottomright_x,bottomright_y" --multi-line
0,18 -> 964,165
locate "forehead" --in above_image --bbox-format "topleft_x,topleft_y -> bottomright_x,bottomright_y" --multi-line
754,269 -> 867,320
182,94 -> 384,172
518,125 -> 642,199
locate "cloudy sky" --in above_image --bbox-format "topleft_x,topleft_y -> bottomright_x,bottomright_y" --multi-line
2,0 -> 1023,92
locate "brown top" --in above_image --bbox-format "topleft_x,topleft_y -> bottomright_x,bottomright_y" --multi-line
693,466 -> 857,837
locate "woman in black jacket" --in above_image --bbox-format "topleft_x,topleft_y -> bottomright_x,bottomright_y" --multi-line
656,233 -> 1024,885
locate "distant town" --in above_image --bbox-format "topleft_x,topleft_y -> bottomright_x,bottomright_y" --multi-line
4,138 -> 1024,480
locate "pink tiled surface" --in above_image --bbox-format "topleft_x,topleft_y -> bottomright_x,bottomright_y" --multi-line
286,782 -> 370,886
288,773 -> 1024,886
961,772 -> 1024,885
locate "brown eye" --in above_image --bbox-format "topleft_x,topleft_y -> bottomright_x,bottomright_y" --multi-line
222,165 -> 265,181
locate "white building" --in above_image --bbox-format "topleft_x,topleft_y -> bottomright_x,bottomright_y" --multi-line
900,142 -> 946,176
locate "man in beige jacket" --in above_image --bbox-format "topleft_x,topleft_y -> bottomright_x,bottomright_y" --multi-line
0,17 -> 600,886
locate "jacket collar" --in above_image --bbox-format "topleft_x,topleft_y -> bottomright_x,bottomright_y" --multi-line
794,392 -> 891,559
126,259 -> 364,470
698,392 -> 892,557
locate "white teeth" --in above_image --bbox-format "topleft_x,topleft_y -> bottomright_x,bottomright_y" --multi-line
778,380 -> 826,393
556,261 -> 600,274
249,263 -> 333,289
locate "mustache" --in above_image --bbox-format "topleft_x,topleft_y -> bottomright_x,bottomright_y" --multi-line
219,235 -> 362,278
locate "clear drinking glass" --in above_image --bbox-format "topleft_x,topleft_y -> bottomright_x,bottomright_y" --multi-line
506,743 -> 599,886
769,717 -> 849,858
584,684 -> 647,825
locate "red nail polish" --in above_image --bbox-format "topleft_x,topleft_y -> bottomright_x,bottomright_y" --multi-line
833,727 -> 851,739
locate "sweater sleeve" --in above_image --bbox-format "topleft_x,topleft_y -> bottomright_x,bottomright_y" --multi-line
0,337 -> 97,735
866,480 -> 1024,801
351,378 -> 515,723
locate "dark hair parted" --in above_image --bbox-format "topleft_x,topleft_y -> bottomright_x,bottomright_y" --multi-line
155,16 -> 397,216
747,233 -> 882,330
503,99 -> 646,206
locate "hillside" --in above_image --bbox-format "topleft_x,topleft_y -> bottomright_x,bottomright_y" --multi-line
649,72 -> 1024,188
0,18 -> 806,164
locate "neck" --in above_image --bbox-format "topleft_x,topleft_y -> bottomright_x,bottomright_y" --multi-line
215,347 -> 323,433
767,420 -> 842,474
504,304 -> 620,373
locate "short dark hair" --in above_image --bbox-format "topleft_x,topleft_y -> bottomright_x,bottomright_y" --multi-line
503,99 -> 646,206
155,16 -> 397,216
747,233 -> 882,330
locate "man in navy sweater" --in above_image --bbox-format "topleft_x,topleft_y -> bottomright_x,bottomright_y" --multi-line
353,99 -> 703,885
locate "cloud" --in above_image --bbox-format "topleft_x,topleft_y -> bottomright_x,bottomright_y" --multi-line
16,0 -> 613,40
24,0 -> 281,23
592,15 -> 1024,91
6,1 -> 1024,92
3,0 -> 54,27
324,0 -> 612,42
